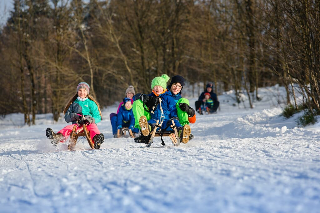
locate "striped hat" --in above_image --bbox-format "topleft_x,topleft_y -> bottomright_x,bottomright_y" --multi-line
77,82 -> 90,94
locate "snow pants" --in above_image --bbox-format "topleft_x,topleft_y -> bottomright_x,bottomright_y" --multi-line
57,123 -> 100,141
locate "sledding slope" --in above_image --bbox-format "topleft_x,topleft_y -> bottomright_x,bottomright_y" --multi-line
0,86 -> 319,213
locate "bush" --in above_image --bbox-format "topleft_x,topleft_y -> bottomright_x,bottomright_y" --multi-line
282,104 -> 296,118
297,110 -> 317,127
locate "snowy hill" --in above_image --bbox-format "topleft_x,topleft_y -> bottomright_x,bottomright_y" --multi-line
0,85 -> 319,213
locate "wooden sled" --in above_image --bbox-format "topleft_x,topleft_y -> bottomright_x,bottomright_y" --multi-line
69,124 -> 95,150
138,117 -> 183,147
116,127 -> 135,138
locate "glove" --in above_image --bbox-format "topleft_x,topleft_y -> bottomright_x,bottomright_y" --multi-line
138,94 -> 150,105
72,113 -> 82,120
146,96 -> 159,111
83,115 -> 95,124
117,125 -> 122,129
179,103 -> 195,117
138,94 -> 159,111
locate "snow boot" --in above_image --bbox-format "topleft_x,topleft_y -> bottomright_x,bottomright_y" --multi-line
46,128 -> 64,146
93,133 -> 104,149
139,116 -> 150,136
178,124 -> 191,144
46,128 -> 54,139
134,134 -> 151,144
189,133 -> 194,141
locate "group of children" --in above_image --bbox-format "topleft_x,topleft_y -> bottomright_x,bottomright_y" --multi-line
46,74 -> 217,149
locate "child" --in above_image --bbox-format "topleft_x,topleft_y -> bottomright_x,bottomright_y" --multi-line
200,93 -> 215,114
133,74 -> 191,144
110,85 -> 136,138
167,75 -> 196,140
114,97 -> 139,137
46,82 -> 104,149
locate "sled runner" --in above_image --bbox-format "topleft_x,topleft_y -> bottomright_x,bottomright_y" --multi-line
116,127 -> 135,138
135,116 -> 191,147
69,124 -> 95,150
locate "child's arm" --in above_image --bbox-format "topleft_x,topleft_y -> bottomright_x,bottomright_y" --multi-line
88,101 -> 101,123
64,103 -> 82,123
129,110 -> 135,129
116,107 -> 124,128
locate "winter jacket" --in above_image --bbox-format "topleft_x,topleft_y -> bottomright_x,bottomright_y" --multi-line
116,98 -> 134,114
171,92 -> 182,103
170,92 -> 196,124
205,99 -> 214,108
116,105 -> 135,129
148,90 -> 178,122
65,98 -> 101,124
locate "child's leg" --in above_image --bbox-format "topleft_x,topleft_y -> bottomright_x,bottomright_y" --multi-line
57,124 -> 78,138
161,118 -> 182,131
110,114 -> 118,135
86,124 -> 101,141
176,98 -> 190,126
132,100 -> 151,129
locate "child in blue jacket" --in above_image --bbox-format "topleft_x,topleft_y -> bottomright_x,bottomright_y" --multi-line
113,98 -> 139,137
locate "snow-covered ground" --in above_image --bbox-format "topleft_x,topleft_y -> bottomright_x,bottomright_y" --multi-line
0,85 -> 319,213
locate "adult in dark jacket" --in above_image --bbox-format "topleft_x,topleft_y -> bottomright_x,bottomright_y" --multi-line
195,83 -> 220,114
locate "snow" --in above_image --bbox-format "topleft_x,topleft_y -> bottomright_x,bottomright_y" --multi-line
0,85 -> 320,213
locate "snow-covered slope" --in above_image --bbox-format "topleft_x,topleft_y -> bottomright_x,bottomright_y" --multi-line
0,86 -> 319,213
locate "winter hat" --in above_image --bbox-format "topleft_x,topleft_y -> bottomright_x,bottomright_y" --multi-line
151,74 -> 170,90
77,82 -> 90,94
125,85 -> 135,95
206,83 -> 213,88
204,92 -> 211,97
168,75 -> 185,88
123,97 -> 131,104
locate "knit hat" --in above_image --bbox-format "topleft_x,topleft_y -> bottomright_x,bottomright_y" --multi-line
77,82 -> 90,94
168,75 -> 185,88
151,74 -> 170,90
125,85 -> 135,95
206,83 -> 213,88
204,92 -> 211,97
123,97 -> 131,104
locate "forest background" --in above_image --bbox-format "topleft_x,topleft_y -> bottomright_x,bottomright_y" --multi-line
0,0 -> 319,125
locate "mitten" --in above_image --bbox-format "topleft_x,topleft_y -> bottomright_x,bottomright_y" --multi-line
179,103 -> 195,117
72,113 -> 82,120
140,94 -> 150,105
84,115 -> 95,124
146,96 -> 160,111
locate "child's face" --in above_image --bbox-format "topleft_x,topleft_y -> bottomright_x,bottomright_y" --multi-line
125,101 -> 132,110
170,83 -> 182,95
78,88 -> 88,99
153,85 -> 164,95
205,95 -> 210,99
126,92 -> 134,99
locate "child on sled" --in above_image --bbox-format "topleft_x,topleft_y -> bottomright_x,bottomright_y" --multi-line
46,82 -> 104,149
132,74 -> 191,145
110,85 -> 136,138
167,75 -> 196,140
113,97 -> 139,138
